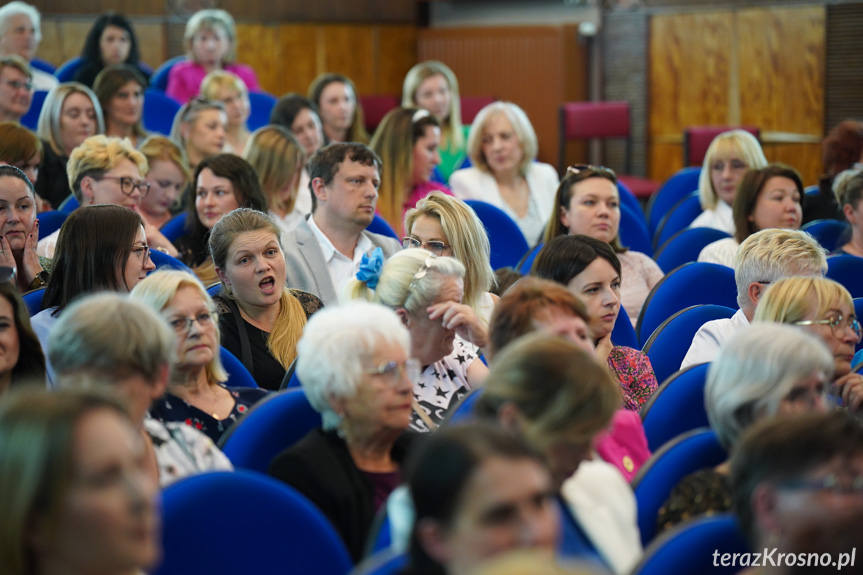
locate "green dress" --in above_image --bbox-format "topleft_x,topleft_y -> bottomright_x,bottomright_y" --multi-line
437,125 -> 471,183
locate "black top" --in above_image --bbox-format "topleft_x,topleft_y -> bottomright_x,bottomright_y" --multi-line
73,60 -> 152,89
173,232 -> 209,268
35,141 -> 71,210
269,428 -> 417,563
213,289 -> 324,391
802,180 -> 845,225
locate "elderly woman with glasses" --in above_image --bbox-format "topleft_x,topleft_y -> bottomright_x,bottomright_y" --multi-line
131,269 -> 267,444
346,248 -> 490,431
755,276 -> 863,413
268,300 -> 418,563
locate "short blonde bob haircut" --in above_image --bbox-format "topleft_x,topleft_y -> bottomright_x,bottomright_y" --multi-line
401,60 -> 464,151
201,69 -> 247,100
66,134 -> 148,202
466,101 -> 537,176
184,9 -> 237,64
243,125 -> 305,214
753,276 -> 854,329
36,82 -> 105,157
130,269 -> 229,384
404,191 -> 496,318
138,135 -> 191,189
698,130 -> 768,211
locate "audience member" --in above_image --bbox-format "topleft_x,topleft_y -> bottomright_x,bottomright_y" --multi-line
544,164 -> 663,327
93,64 -> 147,148
131,269 -> 267,443
282,142 -> 400,306
371,107 -> 451,234
138,135 -> 190,229
699,163 -> 804,268
49,292 -> 233,486
755,276 -> 863,413
347,248 -> 489,431
269,93 -> 323,213
805,119 -> 863,224
832,167 -> 863,256
402,60 -> 467,182
209,208 -> 322,390
0,278 -> 45,393
201,70 -> 250,155
532,235 -> 658,411
0,165 -> 50,292
170,97 -> 226,170
242,125 -> 307,233
657,323 -> 833,534
73,12 -> 151,88
0,389 -> 160,575
0,55 -> 32,124
450,101 -> 558,247
730,411 -> 863,574
0,1 -> 56,91
681,228 -> 827,368
166,9 -> 259,104
34,82 -> 104,209
404,191 -> 497,325
268,300 -> 417,562
308,73 -> 369,144
0,122 -> 45,208
403,423 -> 559,575
690,130 -> 768,234
173,153 -> 267,282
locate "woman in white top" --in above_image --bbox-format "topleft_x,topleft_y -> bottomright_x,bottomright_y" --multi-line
698,164 -> 804,268
690,130 -> 768,235
450,101 -> 558,247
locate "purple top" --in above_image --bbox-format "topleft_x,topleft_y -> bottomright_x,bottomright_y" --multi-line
361,469 -> 401,511
166,60 -> 260,104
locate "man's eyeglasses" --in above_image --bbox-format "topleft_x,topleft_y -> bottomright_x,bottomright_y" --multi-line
168,311 -> 216,334
365,358 -> 421,385
779,473 -> 863,495
401,237 -> 450,256
794,314 -> 863,343
96,176 -> 150,198
1,79 -> 32,92
400,254 -> 436,307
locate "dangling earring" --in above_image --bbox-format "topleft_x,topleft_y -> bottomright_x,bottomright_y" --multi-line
336,412 -> 346,439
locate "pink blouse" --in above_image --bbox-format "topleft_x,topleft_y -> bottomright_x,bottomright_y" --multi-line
166,60 -> 260,104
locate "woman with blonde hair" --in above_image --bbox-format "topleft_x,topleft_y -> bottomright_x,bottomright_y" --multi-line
35,82 -> 104,208
93,64 -> 147,148
166,8 -> 259,104
402,60 -> 466,182
690,130 -> 768,234
138,135 -> 191,229
370,106 -> 451,233
209,208 -> 322,390
243,125 -> 307,233
308,73 -> 369,144
131,269 -> 268,443
169,97 -> 226,170
201,70 -> 250,155
404,191 -> 497,323
450,101 -> 558,247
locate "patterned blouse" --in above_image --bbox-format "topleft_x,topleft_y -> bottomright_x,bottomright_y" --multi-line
656,468 -> 731,534
144,416 -> 234,486
411,339 -> 477,432
607,346 -> 659,411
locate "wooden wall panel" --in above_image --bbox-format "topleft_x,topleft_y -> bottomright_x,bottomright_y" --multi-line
278,25 -> 321,96
236,24 -> 281,95
320,26 -> 377,94
378,25 -> 418,94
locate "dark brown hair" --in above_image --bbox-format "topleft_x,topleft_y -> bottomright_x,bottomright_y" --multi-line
732,163 -> 803,244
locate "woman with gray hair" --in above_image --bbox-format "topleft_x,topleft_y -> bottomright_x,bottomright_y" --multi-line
268,300 -> 416,563
345,247 -> 490,431
657,323 -> 834,534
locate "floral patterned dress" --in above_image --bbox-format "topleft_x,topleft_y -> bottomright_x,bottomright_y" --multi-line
607,346 -> 659,411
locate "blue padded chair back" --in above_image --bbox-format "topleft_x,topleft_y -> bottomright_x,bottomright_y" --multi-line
620,202 -> 653,257
219,347 -> 257,388
206,282 -> 222,298
218,389 -> 322,471
55,56 -> 83,82
632,428 -> 726,546
642,304 -> 734,385
154,470 -> 352,575
632,514 -> 749,575
150,55 -> 186,92
143,88 -> 181,136
58,193 -> 79,213
23,286 -> 45,316
636,262 -> 737,347
802,219 -> 851,253
444,387 -> 485,425
654,227 -> 731,274
640,363 -> 711,452
159,212 -> 187,242
30,58 -> 55,74
646,167 -> 701,236
611,305 -> 639,349
653,192 -> 703,250
247,92 -> 277,131
35,211 -> 68,239
517,243 -> 543,275
20,89 -> 47,130
148,250 -> 193,274
826,254 -> 863,299
367,213 -> 399,241
464,200 -> 530,269
617,181 -> 645,223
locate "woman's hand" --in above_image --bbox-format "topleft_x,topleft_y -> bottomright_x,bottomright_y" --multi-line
0,235 -> 17,273
833,372 -> 863,412
20,219 -> 44,284
595,333 -> 614,365
427,301 -> 488,350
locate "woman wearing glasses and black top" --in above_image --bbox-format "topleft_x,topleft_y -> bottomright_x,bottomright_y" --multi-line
543,164 -> 663,327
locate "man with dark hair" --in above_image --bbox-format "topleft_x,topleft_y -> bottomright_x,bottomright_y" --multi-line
283,142 -> 400,306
